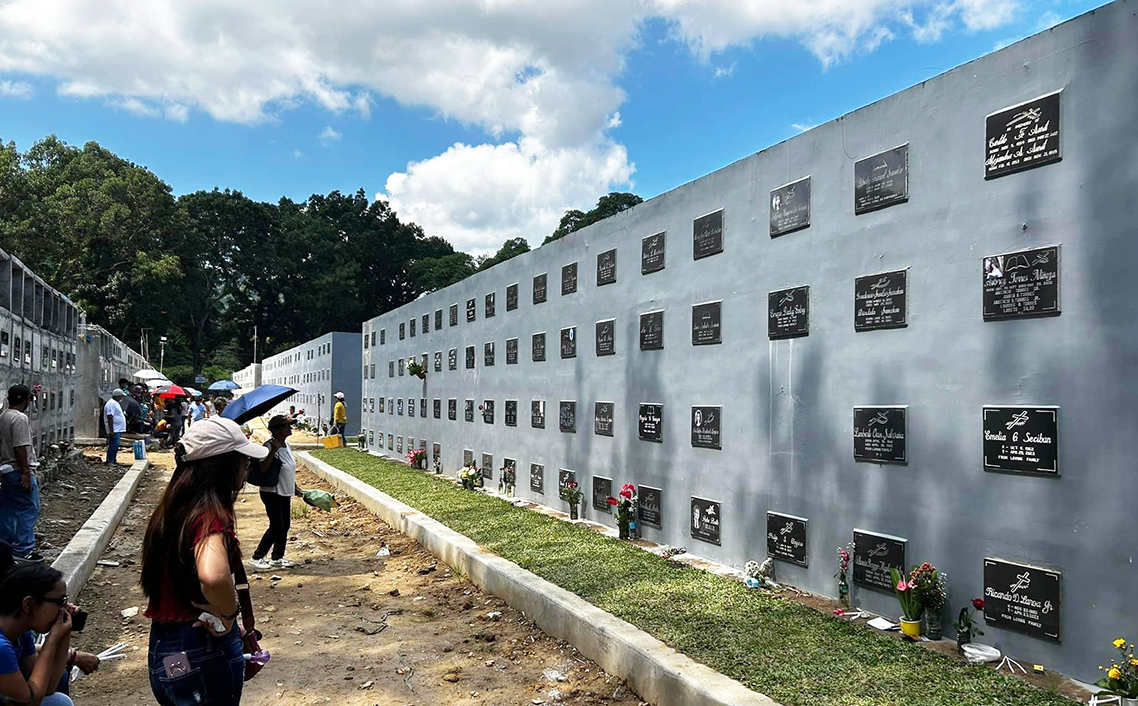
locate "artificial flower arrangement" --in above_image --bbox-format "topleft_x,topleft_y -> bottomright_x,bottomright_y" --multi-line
562,481 -> 584,519
605,483 -> 637,539
909,562 -> 947,639
835,542 -> 854,608
433,454 -> 442,475
953,598 -> 985,648
498,462 -> 516,496
458,462 -> 480,491
406,359 -> 427,379
405,448 -> 426,469
1096,638 -> 1138,701
890,567 -> 924,638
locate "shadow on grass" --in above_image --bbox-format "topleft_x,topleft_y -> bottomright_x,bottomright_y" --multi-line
313,449 -> 1075,706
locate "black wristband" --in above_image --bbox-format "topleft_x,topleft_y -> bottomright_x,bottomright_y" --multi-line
222,607 -> 241,621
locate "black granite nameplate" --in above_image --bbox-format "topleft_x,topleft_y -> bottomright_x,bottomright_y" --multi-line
506,338 -> 518,365
397,398 -> 403,416
642,232 -> 666,274
388,398 -> 393,416
409,318 -> 415,338
639,403 -> 662,443
465,345 -> 475,369
690,496 -> 721,545
559,401 -> 576,433
854,144 -> 909,215
637,486 -> 662,529
531,400 -> 545,429
466,298 -> 476,322
983,558 -> 1061,641
985,91 -> 1061,180
560,326 -> 576,359
770,176 -> 811,237
462,449 -> 473,467
594,402 -> 614,437
853,406 -> 907,463
691,405 -> 721,450
982,246 -> 1060,319
983,406 -> 1058,475
484,341 -> 495,366
389,361 -> 394,377
432,442 -> 440,463
481,453 -> 493,480
464,399 -> 474,423
532,332 -> 546,362
768,286 -> 809,339
482,400 -> 494,425
485,292 -> 496,318
433,398 -> 441,419
853,529 -> 906,591
407,397 -> 415,417
855,269 -> 908,331
506,282 -> 518,311
596,319 -> 615,356
399,322 -> 405,340
533,273 -> 547,304
561,262 -> 578,296
558,469 -> 576,502
380,329 -> 385,345
639,310 -> 664,350
505,400 -> 517,427
422,313 -> 429,334
530,464 -> 544,493
419,398 -> 426,418
388,434 -> 393,450
448,348 -> 457,370
767,512 -> 808,567
434,351 -> 442,372
435,309 -> 443,330
691,301 -> 721,345
379,398 -> 385,413
448,398 -> 457,421
693,209 -> 724,260
397,436 -> 403,453
597,249 -> 617,286
585,476 -> 608,513
450,304 -> 458,327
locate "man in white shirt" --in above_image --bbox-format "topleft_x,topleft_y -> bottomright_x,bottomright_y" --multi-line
0,385 -> 42,562
104,388 -> 127,466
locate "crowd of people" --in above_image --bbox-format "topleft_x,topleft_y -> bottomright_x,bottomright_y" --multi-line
101,380 -> 233,467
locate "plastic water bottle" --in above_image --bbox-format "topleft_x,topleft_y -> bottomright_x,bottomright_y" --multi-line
133,440 -> 146,460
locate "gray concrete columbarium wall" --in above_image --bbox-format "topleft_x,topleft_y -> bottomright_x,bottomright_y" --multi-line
261,331 -> 361,435
361,1 -> 1138,682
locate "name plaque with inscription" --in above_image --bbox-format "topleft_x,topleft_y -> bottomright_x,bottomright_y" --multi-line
485,292 -> 495,318
854,144 -> 909,214
448,348 -> 457,370
397,436 -> 403,453
560,327 -> 576,359
638,486 -> 662,529
985,91 -> 1061,179
465,346 -> 475,369
388,434 -> 393,450
983,558 -> 1061,641
530,464 -> 544,493
855,269 -> 908,331
506,338 -> 518,364
768,286 -> 810,339
419,398 -> 426,418
853,406 -> 907,463
693,209 -> 724,260
434,351 -> 442,372
642,232 -> 666,274
397,398 -> 403,416
690,496 -> 721,545
691,301 -> 721,345
594,402 -> 614,437
463,449 -> 473,467
410,318 -> 415,337
389,361 -> 394,377
450,304 -> 458,326
596,319 -> 615,356
770,177 -> 811,237
531,400 -> 545,429
448,398 -> 456,420
983,406 -> 1058,475
767,512 -> 808,567
597,249 -> 617,286
422,313 -> 429,334
466,298 -> 476,322
558,469 -> 576,502
533,273 -> 547,304
432,442 -> 440,463
640,311 -> 664,350
399,323 -> 405,340
505,400 -> 517,427
853,529 -> 906,591
691,405 -> 721,449
639,403 -> 663,443
482,400 -> 494,425
435,309 -> 442,330
532,332 -> 546,362
593,476 -> 613,513
506,283 -> 518,311
481,453 -> 493,480
484,341 -> 495,366
407,397 -> 414,417
464,399 -> 474,423
562,262 -> 578,296
982,246 -> 1060,319
559,401 -> 576,433
433,399 -> 441,419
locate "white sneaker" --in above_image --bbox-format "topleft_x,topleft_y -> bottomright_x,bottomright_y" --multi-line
271,558 -> 296,569
248,557 -> 272,571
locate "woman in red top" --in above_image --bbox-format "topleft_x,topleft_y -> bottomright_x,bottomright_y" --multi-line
140,417 -> 268,706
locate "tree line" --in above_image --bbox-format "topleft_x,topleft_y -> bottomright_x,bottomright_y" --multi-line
0,134 -> 641,383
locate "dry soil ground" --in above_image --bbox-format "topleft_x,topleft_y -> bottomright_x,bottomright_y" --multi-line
37,452 -> 128,564
69,450 -> 645,706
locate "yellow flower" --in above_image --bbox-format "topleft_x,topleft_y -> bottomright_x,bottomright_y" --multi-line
1109,667 -> 1123,680
1130,658 -> 1138,667
1115,638 -> 1127,649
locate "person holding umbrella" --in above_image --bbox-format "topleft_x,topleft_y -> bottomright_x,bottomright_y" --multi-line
248,415 -> 304,571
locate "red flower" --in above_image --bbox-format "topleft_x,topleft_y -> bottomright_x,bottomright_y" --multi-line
619,489 -> 633,500
606,497 -> 618,506
972,598 -> 985,610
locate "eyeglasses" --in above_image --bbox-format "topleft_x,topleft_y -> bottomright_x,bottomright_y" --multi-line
38,595 -> 68,606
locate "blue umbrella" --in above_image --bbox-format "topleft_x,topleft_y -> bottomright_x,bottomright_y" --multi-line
221,385 -> 297,425
208,379 -> 241,391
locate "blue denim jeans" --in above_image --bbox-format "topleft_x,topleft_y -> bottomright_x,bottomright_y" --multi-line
106,431 -> 121,465
148,622 -> 245,706
0,469 -> 40,556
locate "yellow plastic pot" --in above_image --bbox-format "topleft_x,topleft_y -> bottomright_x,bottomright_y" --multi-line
900,619 -> 922,638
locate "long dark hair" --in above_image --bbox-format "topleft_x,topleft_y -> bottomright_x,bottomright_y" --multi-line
140,446 -> 248,601
0,542 -> 63,616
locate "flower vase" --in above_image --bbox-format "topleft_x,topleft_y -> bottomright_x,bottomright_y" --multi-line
1120,698 -> 1138,706
900,619 -> 922,639
925,610 -> 943,640
417,372 -> 426,380
569,504 -> 579,520
956,629 -> 971,652
618,523 -> 629,540
838,582 -> 850,609
507,485 -> 514,498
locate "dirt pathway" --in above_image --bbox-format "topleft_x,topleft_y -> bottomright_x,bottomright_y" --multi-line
70,451 -> 645,706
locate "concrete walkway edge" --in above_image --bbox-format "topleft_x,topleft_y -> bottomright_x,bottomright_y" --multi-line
297,451 -> 779,706
53,458 -> 149,598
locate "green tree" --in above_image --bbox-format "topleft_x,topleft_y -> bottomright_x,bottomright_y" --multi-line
543,192 -> 642,245
477,237 -> 531,271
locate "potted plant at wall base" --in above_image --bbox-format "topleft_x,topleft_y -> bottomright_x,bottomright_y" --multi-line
458,463 -> 479,491
1096,638 -> 1138,705
606,484 -> 637,539
406,359 -> 427,379
405,448 -> 427,469
890,567 -> 923,639
910,562 -> 947,639
433,455 -> 442,475
498,463 -> 516,497
563,481 -> 583,520
953,598 -> 985,651
835,543 -> 853,609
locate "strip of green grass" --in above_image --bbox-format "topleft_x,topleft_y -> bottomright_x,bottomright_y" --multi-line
312,449 -> 1073,706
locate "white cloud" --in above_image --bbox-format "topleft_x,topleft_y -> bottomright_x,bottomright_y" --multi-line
0,79 -> 31,98
317,125 -> 342,145
293,148 -> 303,159
791,122 -> 818,133
713,62 -> 736,79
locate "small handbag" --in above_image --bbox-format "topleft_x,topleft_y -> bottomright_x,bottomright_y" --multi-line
246,453 -> 281,488
231,560 -> 268,680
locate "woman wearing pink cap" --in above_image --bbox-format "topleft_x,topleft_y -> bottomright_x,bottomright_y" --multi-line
139,417 -> 269,706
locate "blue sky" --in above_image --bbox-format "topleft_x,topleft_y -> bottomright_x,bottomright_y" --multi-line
0,0 -> 1100,254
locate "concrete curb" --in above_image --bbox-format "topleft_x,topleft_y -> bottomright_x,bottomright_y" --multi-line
52,458 -> 149,598
297,451 -> 778,706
